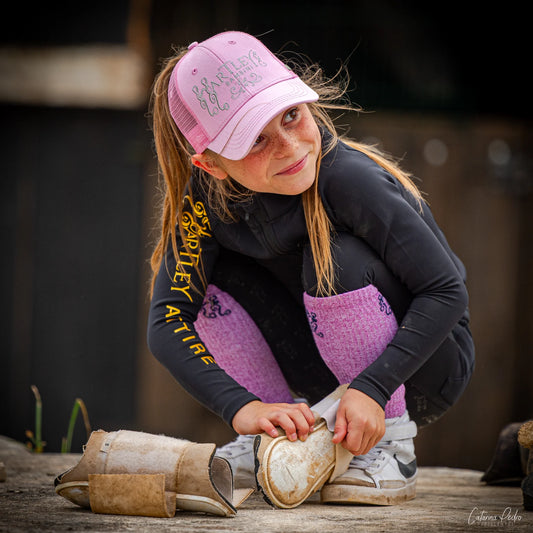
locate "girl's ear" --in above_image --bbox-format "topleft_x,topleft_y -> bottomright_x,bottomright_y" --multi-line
191,153 -> 228,180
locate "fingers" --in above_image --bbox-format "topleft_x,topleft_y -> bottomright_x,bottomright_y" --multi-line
300,402 -> 318,427
332,388 -> 386,456
257,417 -> 279,438
342,415 -> 385,455
233,400 -> 315,441
332,416 -> 347,444
333,412 -> 381,454
272,403 -> 315,442
333,406 -> 380,452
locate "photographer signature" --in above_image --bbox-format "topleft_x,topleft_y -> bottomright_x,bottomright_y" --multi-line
468,507 -> 522,525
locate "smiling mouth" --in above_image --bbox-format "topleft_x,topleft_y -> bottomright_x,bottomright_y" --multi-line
277,155 -> 308,175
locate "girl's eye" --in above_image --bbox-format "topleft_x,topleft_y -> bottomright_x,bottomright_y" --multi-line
284,107 -> 299,123
254,135 -> 264,146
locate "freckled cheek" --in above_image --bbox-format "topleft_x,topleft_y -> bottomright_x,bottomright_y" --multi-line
244,154 -> 271,179
297,121 -> 320,150
229,157 -> 271,187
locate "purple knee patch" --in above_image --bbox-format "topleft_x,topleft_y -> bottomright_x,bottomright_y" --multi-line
194,285 -> 293,404
304,285 -> 406,418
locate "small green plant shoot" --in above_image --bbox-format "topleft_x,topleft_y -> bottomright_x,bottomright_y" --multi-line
25,385 -> 92,453
61,398 -> 91,453
26,385 -> 45,453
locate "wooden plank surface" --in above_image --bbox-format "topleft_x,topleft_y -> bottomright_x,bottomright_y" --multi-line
0,435 -> 530,532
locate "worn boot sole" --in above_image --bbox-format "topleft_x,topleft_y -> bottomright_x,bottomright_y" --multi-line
54,480 -> 248,517
55,480 -> 90,508
254,384 -> 353,509
54,429 -> 252,517
321,474 -> 417,506
254,419 -> 338,509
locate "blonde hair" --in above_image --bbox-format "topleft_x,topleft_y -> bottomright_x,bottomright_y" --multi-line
149,46 -> 423,297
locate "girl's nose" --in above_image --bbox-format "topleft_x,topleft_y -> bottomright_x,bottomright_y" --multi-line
273,130 -> 297,158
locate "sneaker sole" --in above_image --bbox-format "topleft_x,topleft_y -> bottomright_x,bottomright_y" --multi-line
321,475 -> 417,506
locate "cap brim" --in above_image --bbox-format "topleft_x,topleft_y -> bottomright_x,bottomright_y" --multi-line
207,77 -> 319,161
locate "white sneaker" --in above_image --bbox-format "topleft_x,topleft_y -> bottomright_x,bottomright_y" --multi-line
216,435 -> 256,490
321,411 -> 418,505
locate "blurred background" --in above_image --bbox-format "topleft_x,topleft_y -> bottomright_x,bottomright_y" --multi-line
1,0 -> 531,471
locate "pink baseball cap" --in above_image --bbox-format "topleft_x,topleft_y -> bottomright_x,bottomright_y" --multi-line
167,31 -> 319,160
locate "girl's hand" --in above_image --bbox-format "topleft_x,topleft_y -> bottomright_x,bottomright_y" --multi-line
232,400 -> 316,442
332,388 -> 386,456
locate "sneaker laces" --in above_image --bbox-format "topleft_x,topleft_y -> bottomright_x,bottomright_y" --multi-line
350,441 -> 397,471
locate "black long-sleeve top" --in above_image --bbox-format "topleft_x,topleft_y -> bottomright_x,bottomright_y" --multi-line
147,135 -> 469,426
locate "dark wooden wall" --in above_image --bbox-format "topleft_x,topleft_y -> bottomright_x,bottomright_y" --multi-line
2,1 -> 531,469
1,106 -> 150,451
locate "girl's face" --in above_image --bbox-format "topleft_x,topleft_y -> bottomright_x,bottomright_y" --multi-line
192,104 -> 321,196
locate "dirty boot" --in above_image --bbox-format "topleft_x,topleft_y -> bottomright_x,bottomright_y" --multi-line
54,429 -> 252,517
254,384 -> 352,509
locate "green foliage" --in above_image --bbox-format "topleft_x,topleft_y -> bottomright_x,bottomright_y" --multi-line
25,386 -> 92,453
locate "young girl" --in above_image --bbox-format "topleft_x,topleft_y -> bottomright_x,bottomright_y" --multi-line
147,30 -> 474,505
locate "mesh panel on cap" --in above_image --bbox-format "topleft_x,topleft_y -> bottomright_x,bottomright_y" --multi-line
169,91 -> 197,135
169,90 -> 209,151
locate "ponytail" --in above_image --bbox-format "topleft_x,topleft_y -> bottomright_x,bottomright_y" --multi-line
149,48 -> 207,296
